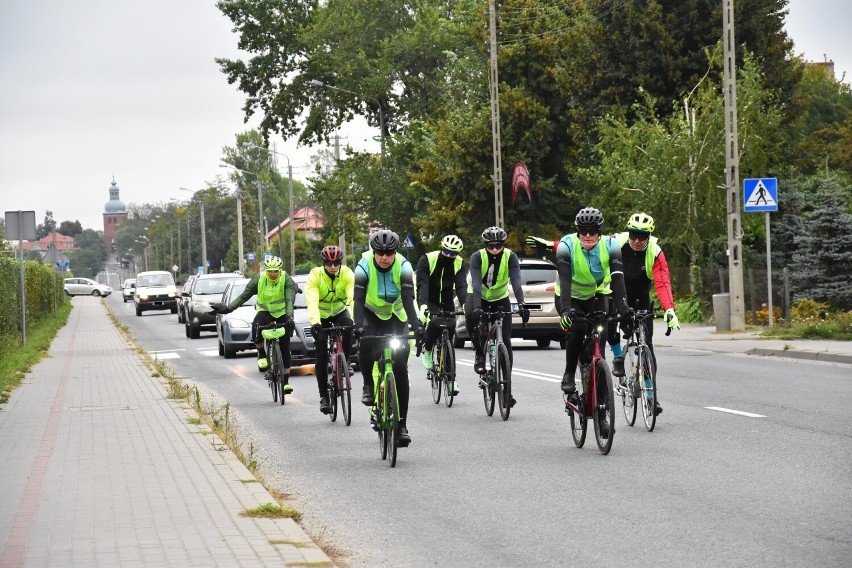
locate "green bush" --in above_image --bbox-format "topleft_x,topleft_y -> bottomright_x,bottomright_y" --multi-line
0,257 -> 65,345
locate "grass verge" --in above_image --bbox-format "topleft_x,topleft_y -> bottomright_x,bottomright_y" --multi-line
0,301 -> 72,404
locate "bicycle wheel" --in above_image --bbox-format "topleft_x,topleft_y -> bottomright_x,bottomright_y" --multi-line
593,359 -> 615,455
268,343 -> 279,403
337,353 -> 351,426
496,343 -> 512,420
430,346 -> 442,404
271,343 -> 286,405
481,350 -> 496,416
378,377 -> 388,461
441,339 -> 456,408
386,371 -> 399,468
567,365 -> 587,448
621,346 -> 637,427
639,346 -> 657,432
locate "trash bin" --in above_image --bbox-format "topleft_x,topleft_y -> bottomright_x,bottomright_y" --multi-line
712,293 -> 731,332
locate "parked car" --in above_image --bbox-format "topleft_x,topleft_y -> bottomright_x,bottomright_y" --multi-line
134,270 -> 178,316
176,275 -> 197,324
64,277 -> 112,297
121,279 -> 136,302
454,257 -> 563,349
184,273 -> 245,339
216,274 -> 358,368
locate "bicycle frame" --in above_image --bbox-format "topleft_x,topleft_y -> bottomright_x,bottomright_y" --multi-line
321,324 -> 352,424
477,310 -> 513,419
259,320 -> 289,405
426,311 -> 463,407
323,325 -> 351,393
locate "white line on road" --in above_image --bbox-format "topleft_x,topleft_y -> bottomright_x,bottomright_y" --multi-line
458,359 -> 561,382
149,349 -> 186,353
705,406 -> 766,418
199,350 -> 219,357
152,352 -> 180,360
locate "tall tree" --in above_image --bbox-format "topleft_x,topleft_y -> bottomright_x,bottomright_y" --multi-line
36,210 -> 56,240
58,220 -> 83,238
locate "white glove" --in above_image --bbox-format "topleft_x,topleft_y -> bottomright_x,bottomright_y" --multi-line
418,304 -> 430,324
665,308 -> 680,330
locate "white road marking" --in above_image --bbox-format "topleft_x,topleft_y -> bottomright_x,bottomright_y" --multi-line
705,406 -> 766,418
457,359 -> 561,382
199,349 -> 220,357
152,352 -> 180,360
149,349 -> 186,353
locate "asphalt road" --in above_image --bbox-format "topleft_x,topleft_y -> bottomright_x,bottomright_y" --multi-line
109,294 -> 852,568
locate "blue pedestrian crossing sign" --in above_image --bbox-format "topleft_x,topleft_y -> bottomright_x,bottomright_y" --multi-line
402,233 -> 415,249
743,178 -> 778,212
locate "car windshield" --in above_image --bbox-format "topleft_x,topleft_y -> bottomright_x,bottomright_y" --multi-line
520,265 -> 557,286
195,278 -> 237,295
227,283 -> 257,306
137,274 -> 173,287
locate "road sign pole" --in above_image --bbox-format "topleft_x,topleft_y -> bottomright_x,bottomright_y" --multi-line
765,212 -> 773,327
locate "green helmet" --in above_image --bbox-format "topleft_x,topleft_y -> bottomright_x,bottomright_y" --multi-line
627,212 -> 655,233
264,255 -> 284,271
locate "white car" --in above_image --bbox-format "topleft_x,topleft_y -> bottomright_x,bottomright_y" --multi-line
64,277 -> 112,297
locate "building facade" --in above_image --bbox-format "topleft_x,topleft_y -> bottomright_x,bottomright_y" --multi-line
103,178 -> 127,249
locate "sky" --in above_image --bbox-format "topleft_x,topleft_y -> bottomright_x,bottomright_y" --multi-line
1,0 -> 849,234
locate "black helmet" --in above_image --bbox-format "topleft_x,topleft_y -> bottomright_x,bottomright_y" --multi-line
575,207 -> 604,228
481,226 -> 507,243
370,229 -> 400,252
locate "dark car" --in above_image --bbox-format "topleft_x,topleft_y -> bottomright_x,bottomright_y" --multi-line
454,257 -> 563,349
184,273 -> 244,339
176,275 -> 197,324
216,274 -> 357,368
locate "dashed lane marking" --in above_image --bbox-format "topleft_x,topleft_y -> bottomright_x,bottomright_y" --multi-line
705,406 -> 766,418
458,359 -> 561,382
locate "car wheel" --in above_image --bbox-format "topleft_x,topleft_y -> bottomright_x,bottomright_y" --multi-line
223,342 -> 237,359
92,290 -> 101,297
171,305 -> 178,314
123,297 -> 127,303
218,340 -> 224,356
184,322 -> 191,338
189,321 -> 200,339
536,338 -> 551,349
177,308 -> 184,323
135,304 -> 142,316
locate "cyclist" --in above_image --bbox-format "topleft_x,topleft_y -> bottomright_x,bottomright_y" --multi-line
464,227 -> 529,381
415,234 -> 468,394
212,255 -> 297,392
606,212 -> 679,416
556,208 -> 631,437
353,229 -> 421,446
306,245 -> 355,415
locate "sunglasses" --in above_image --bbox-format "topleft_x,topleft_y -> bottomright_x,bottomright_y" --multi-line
485,243 -> 504,251
323,261 -> 342,267
577,227 -> 600,236
628,231 -> 650,241
374,250 -> 396,257
441,248 -> 458,257
266,270 -> 281,276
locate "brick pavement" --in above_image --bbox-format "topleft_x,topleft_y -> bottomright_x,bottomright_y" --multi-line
0,297 -> 332,567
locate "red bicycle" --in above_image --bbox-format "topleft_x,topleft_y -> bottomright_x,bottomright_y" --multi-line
563,310 -> 619,455
322,325 -> 352,425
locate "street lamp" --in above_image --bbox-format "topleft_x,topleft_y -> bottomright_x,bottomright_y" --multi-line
219,165 -> 249,274
242,143 -> 296,276
179,188 -> 208,274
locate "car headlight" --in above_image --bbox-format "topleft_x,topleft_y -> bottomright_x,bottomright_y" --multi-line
168,292 -> 176,298
138,294 -> 149,301
229,319 -> 250,328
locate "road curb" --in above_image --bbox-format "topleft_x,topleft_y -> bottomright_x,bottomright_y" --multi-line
746,348 -> 852,365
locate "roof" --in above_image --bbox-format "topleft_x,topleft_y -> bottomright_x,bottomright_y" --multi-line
266,206 -> 324,239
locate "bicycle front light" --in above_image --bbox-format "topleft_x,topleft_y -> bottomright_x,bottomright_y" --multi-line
389,338 -> 403,350
596,324 -> 604,334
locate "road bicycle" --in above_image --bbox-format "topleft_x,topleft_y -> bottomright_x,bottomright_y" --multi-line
364,332 -> 416,468
321,325 -> 352,425
563,311 -> 619,455
425,310 -> 464,407
616,309 -> 670,432
258,320 -> 290,405
476,310 -> 514,421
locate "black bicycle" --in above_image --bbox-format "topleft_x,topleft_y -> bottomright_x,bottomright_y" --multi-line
616,309 -> 670,432
477,310 -> 513,420
425,310 -> 464,407
258,320 -> 289,405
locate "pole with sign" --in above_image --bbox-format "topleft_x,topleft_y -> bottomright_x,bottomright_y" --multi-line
4,210 -> 37,346
743,178 -> 778,326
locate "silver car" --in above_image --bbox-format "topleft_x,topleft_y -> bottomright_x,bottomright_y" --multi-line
64,277 -> 112,297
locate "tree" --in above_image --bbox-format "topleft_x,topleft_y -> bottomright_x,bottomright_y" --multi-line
58,220 -> 83,238
66,229 -> 106,278
36,210 -> 56,240
789,175 -> 852,310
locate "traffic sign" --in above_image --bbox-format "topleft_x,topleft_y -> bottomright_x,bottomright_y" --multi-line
743,178 -> 778,212
247,252 -> 255,262
402,233 -> 415,249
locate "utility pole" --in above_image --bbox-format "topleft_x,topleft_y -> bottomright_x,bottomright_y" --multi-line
722,0 -> 746,330
333,133 -> 346,260
488,0 -> 504,228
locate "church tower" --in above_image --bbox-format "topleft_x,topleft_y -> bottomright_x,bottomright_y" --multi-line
103,177 -> 127,250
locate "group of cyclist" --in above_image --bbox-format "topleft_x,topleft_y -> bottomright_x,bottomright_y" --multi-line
212,206 -> 679,448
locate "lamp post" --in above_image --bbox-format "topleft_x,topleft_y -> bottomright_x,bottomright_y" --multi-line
219,165 -> 248,274
169,199 -> 182,277
179,188 -> 208,274
309,79 -> 386,259
137,236 -> 150,271
243,143 -> 296,275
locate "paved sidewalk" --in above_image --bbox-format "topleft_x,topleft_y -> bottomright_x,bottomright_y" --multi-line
655,323 -> 852,365
0,298 -> 332,567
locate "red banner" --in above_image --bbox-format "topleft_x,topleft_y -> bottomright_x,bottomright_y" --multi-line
511,162 -> 531,205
